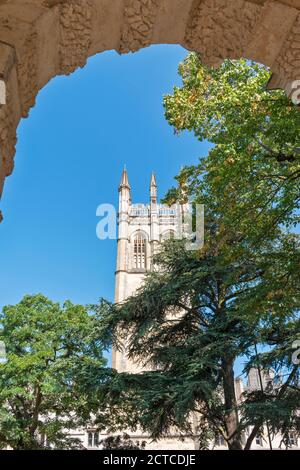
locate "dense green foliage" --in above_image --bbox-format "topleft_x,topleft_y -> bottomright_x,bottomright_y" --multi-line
164,55 -> 300,244
0,294 -> 109,449
100,434 -> 146,450
97,235 -> 299,449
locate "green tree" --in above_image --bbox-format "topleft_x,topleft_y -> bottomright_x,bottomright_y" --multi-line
0,294 -> 109,450
164,54 -> 299,161
97,230 -> 299,449
164,54 -> 300,243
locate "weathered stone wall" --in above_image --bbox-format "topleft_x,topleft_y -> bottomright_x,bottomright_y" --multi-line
0,0 -> 299,219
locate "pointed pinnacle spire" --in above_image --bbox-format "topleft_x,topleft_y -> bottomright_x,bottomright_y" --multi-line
150,172 -> 157,188
150,172 -> 157,204
119,165 -> 131,191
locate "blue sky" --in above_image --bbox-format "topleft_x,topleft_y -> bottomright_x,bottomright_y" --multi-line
0,45 -> 211,311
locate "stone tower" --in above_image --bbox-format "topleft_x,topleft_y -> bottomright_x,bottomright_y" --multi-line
112,168 -> 180,373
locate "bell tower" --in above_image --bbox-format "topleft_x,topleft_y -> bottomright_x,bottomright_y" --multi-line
112,168 -> 180,372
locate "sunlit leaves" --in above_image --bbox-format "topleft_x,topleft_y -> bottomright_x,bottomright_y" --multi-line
0,294 -> 109,449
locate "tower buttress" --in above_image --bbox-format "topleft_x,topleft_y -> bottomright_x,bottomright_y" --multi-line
150,172 -> 159,257
113,167 -> 131,370
116,167 -> 131,280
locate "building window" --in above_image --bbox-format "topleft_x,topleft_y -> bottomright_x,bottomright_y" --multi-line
133,233 -> 146,269
40,434 -> 50,448
255,435 -> 263,446
215,434 -> 226,447
160,230 -> 175,242
88,432 -> 99,448
288,433 -> 297,446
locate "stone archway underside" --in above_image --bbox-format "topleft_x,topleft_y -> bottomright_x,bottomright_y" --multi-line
0,0 -> 299,219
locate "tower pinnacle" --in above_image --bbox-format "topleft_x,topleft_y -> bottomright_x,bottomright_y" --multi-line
119,166 -> 131,191
150,172 -> 157,204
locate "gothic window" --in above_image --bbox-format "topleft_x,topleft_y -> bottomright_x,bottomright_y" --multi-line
40,434 -> 50,448
160,230 -> 175,242
215,434 -> 226,447
133,233 -> 146,269
88,432 -> 99,448
288,432 -> 297,446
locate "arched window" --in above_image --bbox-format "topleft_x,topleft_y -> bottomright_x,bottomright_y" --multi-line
88,431 -> 99,448
133,233 -> 146,269
160,230 -> 175,242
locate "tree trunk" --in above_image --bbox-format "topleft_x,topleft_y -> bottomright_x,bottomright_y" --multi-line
222,357 -> 243,450
244,424 -> 261,450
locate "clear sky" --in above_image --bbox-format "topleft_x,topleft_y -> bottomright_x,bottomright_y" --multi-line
0,45 -> 211,311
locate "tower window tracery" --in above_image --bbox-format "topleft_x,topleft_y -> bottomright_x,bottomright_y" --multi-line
133,233 -> 146,269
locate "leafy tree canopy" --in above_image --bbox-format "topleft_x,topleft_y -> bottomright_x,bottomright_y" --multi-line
96,231 -> 299,449
0,294 -> 110,450
164,55 -> 300,244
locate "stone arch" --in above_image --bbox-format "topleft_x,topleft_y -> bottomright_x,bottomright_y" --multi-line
0,0 -> 299,220
130,229 -> 149,241
160,229 -> 176,242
